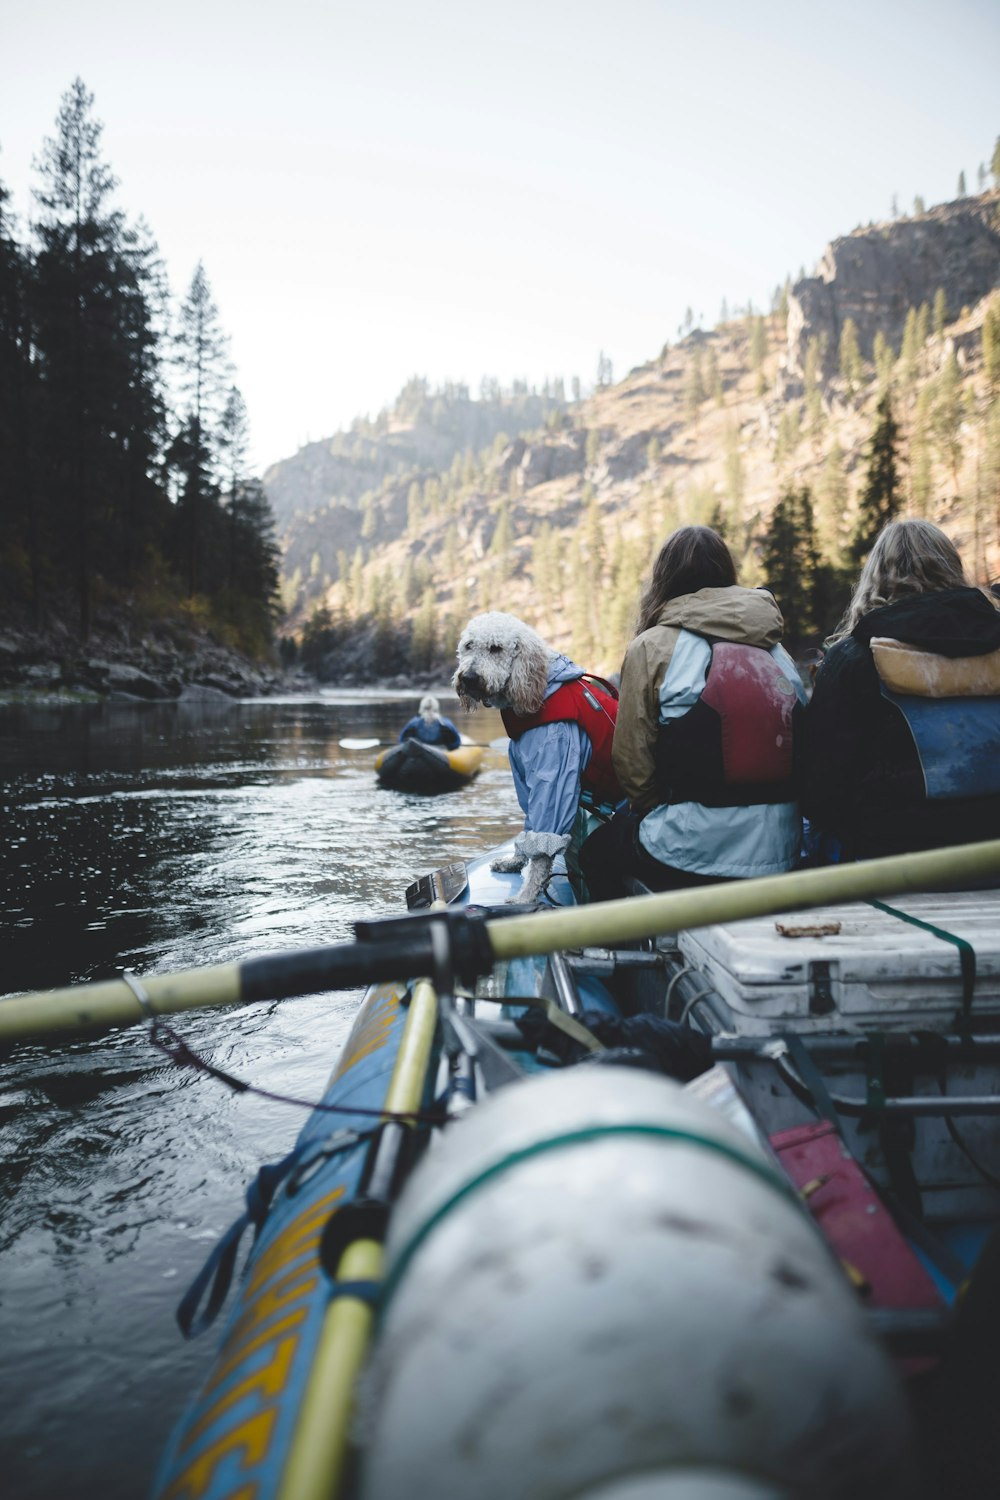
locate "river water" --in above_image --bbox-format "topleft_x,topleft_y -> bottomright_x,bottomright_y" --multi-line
0,690 -> 520,1500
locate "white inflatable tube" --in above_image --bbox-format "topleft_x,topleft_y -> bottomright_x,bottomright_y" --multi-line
359,1068 -> 916,1500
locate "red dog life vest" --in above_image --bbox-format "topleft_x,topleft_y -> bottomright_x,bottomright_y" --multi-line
502,676 -> 622,805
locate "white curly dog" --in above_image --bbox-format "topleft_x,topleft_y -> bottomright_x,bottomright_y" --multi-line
454,610 -> 589,904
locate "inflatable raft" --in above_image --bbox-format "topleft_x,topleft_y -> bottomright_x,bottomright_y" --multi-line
374,739 -> 484,793
144,837 -> 1000,1500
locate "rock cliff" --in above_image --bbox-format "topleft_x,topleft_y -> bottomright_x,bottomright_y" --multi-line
787,193 -> 1000,377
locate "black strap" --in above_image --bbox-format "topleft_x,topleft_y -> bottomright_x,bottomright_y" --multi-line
177,1143 -> 306,1337
869,899 -> 977,1028
326,1279 -> 381,1305
177,1129 -> 374,1337
782,1032 -> 842,1129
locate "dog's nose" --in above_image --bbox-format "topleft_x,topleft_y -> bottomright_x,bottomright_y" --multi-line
457,670 -> 484,698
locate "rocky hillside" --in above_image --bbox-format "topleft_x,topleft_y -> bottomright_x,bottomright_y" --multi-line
0,602 -> 283,702
272,192 -> 1000,680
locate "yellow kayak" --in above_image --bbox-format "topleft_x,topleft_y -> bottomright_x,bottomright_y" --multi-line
374,740 -> 485,793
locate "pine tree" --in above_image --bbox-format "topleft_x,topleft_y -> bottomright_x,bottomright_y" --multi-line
0,172 -> 41,617
958,170 -> 967,196
851,393 -> 901,562
749,315 -> 767,393
983,302 -> 1000,387
410,585 -> 437,670
760,487 -> 822,646
933,287 -> 948,338
684,350 -> 705,414
931,350 -> 963,491
838,318 -> 863,394
31,78 -> 165,634
170,261 -> 230,595
816,442 -> 849,561
992,137 -> 1000,188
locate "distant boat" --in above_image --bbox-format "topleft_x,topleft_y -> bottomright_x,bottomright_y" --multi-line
374,738 -> 484,793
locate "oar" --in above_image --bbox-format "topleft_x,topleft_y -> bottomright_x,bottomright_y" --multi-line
338,737 -> 506,750
3,839 -> 999,1045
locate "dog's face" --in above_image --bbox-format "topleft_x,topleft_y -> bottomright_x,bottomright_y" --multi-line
453,611 -> 549,715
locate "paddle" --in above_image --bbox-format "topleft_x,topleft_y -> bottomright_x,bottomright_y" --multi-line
338,737 -> 507,751
3,839 -> 999,1045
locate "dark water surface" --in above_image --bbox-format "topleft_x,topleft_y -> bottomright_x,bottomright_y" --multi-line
0,691 -> 520,1500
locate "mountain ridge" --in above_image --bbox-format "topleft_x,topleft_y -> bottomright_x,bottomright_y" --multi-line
266,192 -> 1000,681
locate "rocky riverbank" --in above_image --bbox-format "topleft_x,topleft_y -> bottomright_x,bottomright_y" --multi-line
0,611 -> 284,702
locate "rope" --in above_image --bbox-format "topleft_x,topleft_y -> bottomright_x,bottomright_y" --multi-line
121,971 -> 446,1126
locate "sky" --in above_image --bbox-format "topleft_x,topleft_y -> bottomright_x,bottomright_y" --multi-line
2,0 -> 998,472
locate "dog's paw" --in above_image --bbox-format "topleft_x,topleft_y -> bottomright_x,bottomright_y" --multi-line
491,853 -> 525,874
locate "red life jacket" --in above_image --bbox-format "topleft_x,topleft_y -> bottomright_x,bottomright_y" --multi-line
502,675 -> 622,805
654,641 -> 799,806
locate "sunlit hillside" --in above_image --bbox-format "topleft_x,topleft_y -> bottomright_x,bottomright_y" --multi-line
269,192 -> 1000,681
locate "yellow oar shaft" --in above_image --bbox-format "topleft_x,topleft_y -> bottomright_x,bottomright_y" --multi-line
0,962 -> 242,1043
4,840 -> 1000,1045
277,978 -> 440,1500
487,838 -> 1000,962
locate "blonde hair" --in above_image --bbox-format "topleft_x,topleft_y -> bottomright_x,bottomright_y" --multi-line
830,519 -> 968,642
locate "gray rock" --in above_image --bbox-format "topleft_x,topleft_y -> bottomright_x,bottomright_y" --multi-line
104,663 -> 173,699
519,433 -> 586,489
603,431 -> 651,481
178,682 -> 233,702
787,198 -> 1000,380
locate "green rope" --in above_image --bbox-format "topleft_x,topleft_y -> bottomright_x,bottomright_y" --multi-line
377,1122 -> 797,1316
868,898 -> 977,1028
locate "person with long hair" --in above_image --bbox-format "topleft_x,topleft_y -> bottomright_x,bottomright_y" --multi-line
579,525 -> 805,901
398,694 -> 462,749
803,518 -> 1000,859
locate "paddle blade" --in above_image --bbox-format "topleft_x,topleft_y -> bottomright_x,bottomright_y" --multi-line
339,737 -> 381,750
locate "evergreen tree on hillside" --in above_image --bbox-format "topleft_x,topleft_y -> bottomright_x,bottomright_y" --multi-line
0,174 -> 40,615
31,78 -> 165,634
933,287 -> 948,338
930,349 -> 963,491
838,318 -> 863,395
983,303 -> 1000,388
851,393 -> 901,562
760,487 -> 822,646
992,136 -> 1000,187
170,261 -> 230,594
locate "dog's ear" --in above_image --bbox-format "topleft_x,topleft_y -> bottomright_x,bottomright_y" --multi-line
506,631 -> 549,715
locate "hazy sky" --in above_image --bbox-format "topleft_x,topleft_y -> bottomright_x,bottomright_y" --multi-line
2,0 -> 998,470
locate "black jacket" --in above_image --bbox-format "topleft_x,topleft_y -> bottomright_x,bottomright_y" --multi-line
802,587 -> 1000,859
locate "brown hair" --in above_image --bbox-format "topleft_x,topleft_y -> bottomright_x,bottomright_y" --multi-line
635,526 -> 737,635
830,519 -> 968,642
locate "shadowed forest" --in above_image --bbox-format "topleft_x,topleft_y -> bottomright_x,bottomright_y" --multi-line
0,80 -> 280,658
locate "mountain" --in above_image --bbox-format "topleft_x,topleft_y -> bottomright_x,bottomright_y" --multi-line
265,192 -> 1000,682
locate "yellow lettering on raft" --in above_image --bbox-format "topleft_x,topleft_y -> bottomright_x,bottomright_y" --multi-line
242,1187 -> 344,1301
202,1308 -> 307,1403
223,1265 -> 318,1354
161,1407 -> 276,1500
329,989 -> 398,1082
183,1332 -> 299,1449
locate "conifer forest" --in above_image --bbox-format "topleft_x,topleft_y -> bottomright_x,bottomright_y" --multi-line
0,80 -> 280,657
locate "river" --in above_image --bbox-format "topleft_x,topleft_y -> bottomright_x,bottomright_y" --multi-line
0,690 -> 520,1500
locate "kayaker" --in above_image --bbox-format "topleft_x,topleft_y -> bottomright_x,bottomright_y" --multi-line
802,519 -> 1000,861
398,694 -> 462,750
580,525 -> 805,901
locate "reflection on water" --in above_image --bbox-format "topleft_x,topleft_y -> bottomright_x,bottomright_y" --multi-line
0,691 -> 520,1500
